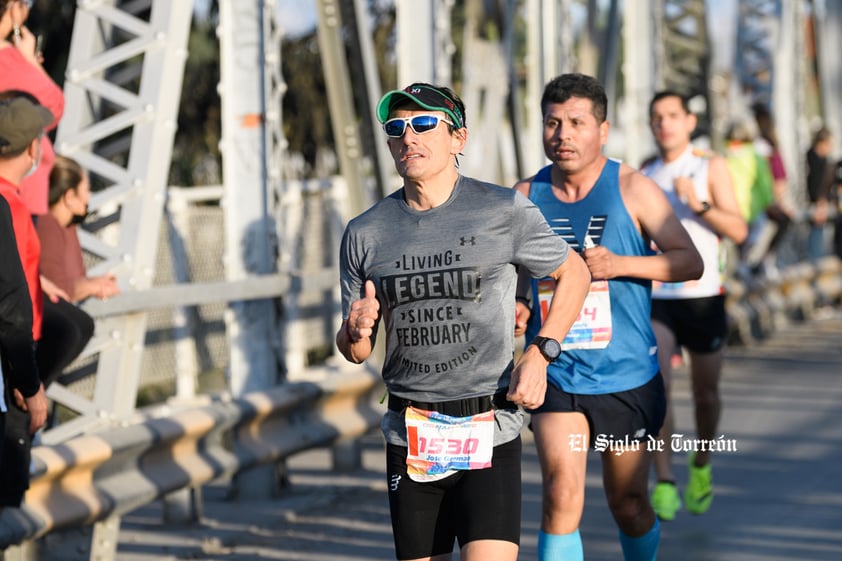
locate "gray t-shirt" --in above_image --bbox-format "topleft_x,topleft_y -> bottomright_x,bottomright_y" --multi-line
339,175 -> 570,445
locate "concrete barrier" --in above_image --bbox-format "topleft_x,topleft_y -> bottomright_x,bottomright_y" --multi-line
0,364 -> 383,550
724,257 -> 840,344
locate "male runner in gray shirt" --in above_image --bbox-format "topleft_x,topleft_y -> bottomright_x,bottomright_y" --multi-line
336,82 -> 590,561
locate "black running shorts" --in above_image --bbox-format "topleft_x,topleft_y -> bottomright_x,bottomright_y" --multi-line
386,435 -> 521,560
530,373 -> 666,447
651,294 -> 728,353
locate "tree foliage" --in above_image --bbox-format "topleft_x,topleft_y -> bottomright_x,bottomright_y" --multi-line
28,0 -> 399,186
29,1 -> 223,186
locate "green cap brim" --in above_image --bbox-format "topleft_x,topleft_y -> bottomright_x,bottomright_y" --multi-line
376,84 -> 464,128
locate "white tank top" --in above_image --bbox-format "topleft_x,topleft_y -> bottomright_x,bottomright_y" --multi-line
642,145 -> 725,299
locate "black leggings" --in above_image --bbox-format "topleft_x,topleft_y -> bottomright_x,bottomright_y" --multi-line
38,297 -> 94,387
0,297 -> 94,507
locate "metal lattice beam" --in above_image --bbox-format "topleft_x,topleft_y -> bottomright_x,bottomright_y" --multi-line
736,0 -> 779,106
48,0 -> 193,443
734,1 -> 810,206
654,0 -> 712,135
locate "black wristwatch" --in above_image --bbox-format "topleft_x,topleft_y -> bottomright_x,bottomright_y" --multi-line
695,201 -> 711,216
531,336 -> 562,362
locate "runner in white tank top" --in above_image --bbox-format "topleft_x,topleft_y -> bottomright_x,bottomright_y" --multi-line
643,91 -> 747,522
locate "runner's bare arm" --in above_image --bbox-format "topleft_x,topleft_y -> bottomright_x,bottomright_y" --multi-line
593,168 -> 703,283
336,279 -> 380,363
509,251 -> 590,408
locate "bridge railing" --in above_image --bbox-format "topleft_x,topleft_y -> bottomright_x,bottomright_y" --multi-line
1,362 -> 384,552
43,176 -> 348,445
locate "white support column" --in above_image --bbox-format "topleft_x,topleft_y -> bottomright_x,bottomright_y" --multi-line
89,514 -> 121,561
165,188 -> 199,401
773,0 -> 809,205
396,0 -> 454,86
218,0 -> 282,398
315,0 -> 371,217
621,0 -> 656,167
460,0 -> 511,184
814,0 -> 842,157
218,0 -> 287,500
352,0 -> 394,195
523,0 -> 568,175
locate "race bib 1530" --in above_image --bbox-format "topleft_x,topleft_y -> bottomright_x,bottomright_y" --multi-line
405,407 -> 495,480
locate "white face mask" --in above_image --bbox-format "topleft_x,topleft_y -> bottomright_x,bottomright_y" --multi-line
23,158 -> 38,178
23,137 -> 42,179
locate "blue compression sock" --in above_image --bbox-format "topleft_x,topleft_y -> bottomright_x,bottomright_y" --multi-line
537,529 -> 583,561
619,518 -> 660,561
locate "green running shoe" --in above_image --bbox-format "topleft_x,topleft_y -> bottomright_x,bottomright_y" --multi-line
684,453 -> 713,515
651,481 -> 682,521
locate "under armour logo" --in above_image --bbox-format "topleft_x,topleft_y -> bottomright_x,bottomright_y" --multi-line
390,474 -> 402,491
460,237 -> 476,246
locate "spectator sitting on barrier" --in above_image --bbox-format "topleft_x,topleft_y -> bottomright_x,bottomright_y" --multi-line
0,94 -> 53,507
751,102 -> 794,277
806,127 -> 834,264
32,155 -> 119,393
39,155 -> 119,304
834,159 -> 842,263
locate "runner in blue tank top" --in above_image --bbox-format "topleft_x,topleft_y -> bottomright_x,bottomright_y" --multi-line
513,74 -> 703,561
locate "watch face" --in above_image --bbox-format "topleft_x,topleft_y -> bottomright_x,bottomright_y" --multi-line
541,338 -> 562,360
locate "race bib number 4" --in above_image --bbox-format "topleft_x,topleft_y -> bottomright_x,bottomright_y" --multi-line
538,278 -> 612,350
405,407 -> 495,479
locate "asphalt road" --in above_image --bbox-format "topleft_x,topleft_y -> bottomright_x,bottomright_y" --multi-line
39,309 -> 842,561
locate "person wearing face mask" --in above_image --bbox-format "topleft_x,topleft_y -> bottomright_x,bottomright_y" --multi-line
37,155 -> 119,304
0,94 -> 51,507
0,0 -> 65,219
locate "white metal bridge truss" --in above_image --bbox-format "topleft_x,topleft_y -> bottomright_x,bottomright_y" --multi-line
49,0 -> 193,442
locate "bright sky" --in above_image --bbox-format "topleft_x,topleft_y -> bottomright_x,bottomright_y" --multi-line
193,0 -> 318,37
277,0 -> 317,37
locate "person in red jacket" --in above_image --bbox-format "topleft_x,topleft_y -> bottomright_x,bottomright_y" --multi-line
0,0 -> 65,217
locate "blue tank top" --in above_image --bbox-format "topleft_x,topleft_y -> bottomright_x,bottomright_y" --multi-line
525,160 -> 659,394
